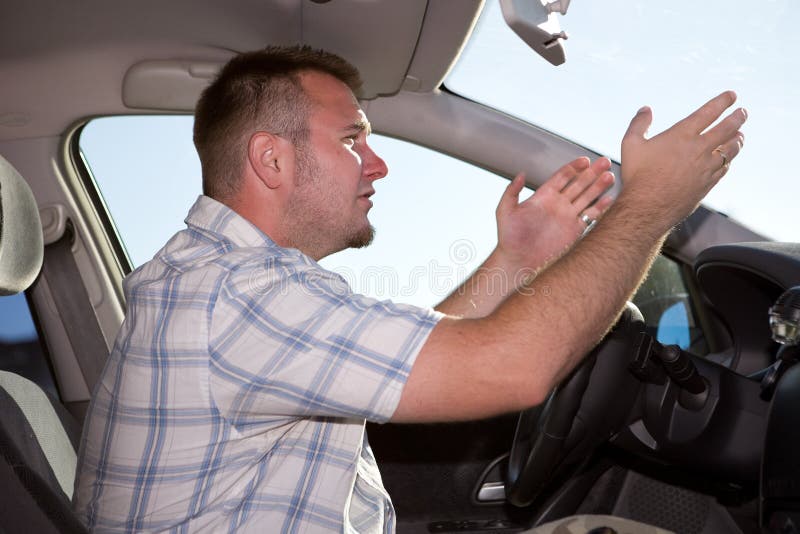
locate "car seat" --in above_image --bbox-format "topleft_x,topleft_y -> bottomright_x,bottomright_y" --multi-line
0,154 -> 87,533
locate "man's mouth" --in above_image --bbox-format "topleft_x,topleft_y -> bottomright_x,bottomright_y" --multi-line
358,190 -> 375,207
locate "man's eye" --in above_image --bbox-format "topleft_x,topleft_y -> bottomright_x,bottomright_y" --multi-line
344,135 -> 358,146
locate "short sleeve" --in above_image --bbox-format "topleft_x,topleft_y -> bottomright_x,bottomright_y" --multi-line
208,257 -> 442,425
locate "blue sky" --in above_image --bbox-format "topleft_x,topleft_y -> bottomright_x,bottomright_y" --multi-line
449,0 -> 799,241
80,0 -> 799,307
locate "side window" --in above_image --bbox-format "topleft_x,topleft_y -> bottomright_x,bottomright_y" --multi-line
80,116 -> 200,268
79,116 -> 520,308
0,292 -> 58,397
80,115 -> 709,340
632,255 -> 708,356
320,136 -> 519,307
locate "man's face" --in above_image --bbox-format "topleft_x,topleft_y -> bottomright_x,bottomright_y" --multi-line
284,71 -> 388,260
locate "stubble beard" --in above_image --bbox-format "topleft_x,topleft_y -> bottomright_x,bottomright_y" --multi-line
289,144 -> 375,257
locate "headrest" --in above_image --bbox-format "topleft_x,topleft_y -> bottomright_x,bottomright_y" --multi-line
0,155 -> 43,296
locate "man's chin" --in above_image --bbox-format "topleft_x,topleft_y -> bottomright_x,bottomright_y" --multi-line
347,224 -> 375,249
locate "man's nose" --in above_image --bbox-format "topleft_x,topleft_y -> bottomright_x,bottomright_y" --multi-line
361,143 -> 388,182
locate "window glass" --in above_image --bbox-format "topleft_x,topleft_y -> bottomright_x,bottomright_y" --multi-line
80,116 -> 517,308
320,137 -> 515,307
0,292 -> 57,397
447,0 -> 798,241
632,255 -> 707,356
80,116 -> 709,347
80,116 -> 200,267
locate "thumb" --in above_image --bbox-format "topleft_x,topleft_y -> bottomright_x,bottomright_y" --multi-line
497,173 -> 525,215
623,106 -> 652,144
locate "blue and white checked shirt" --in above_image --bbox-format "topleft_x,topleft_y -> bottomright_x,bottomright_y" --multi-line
74,196 -> 441,533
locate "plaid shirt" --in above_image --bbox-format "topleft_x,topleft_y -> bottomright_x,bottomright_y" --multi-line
74,196 -> 441,533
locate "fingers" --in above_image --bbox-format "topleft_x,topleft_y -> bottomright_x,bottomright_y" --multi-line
573,170 -> 615,211
709,131 -> 745,181
702,107 -> 748,149
622,106 -> 653,146
539,157 -> 591,193
497,173 -> 526,215
510,156 -> 611,216
580,194 -> 614,223
561,157 -> 612,202
675,90 -> 737,135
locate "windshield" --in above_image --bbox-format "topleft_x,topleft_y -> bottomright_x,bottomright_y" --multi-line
447,1 -> 798,241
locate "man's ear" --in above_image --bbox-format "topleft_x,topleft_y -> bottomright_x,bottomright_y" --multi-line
247,132 -> 290,189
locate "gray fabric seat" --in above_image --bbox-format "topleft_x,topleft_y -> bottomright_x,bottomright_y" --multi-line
0,156 -> 43,296
0,154 -> 87,533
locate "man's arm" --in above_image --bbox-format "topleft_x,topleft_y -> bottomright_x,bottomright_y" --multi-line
435,157 -> 615,318
395,92 -> 746,423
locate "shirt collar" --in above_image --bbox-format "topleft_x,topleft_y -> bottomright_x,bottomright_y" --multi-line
184,195 -> 276,250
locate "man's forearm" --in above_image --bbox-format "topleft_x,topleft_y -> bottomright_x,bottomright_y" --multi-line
435,159 -> 614,319
395,195 -> 665,422
487,194 -> 665,400
434,247 -> 540,319
396,92 -> 747,424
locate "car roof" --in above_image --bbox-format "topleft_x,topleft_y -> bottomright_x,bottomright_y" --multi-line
0,0 -> 483,141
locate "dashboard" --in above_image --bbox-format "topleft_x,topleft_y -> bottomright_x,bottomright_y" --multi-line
695,242 -> 800,374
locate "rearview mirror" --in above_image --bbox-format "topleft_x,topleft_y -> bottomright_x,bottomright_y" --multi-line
499,0 -> 570,66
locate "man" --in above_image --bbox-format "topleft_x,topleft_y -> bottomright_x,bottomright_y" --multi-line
74,45 -> 745,532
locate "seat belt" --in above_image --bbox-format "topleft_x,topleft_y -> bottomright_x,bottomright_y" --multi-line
40,223 -> 108,391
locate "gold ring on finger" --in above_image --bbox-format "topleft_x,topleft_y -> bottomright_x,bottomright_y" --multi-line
712,146 -> 730,171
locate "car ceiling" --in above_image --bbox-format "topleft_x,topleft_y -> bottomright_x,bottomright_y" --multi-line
0,0 -> 484,142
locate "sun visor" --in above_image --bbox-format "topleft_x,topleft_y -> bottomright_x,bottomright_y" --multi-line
301,0 -> 427,99
122,0 -> 428,111
122,59 -> 229,111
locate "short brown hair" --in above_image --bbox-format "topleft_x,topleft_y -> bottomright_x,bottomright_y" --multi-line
193,45 -> 362,200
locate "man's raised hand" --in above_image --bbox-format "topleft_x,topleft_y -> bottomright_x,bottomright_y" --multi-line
495,156 -> 615,271
621,91 -> 746,235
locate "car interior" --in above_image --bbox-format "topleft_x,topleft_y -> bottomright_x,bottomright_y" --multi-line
1,1 -> 798,533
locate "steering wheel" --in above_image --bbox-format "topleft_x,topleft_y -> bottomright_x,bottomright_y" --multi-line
505,302 -> 646,507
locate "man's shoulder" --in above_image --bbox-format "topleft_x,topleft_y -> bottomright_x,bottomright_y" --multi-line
221,247 -> 351,302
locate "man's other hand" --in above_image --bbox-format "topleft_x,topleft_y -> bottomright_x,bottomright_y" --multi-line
495,157 -> 615,271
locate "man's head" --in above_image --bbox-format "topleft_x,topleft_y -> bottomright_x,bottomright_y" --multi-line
193,45 -> 388,259
194,45 -> 361,200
